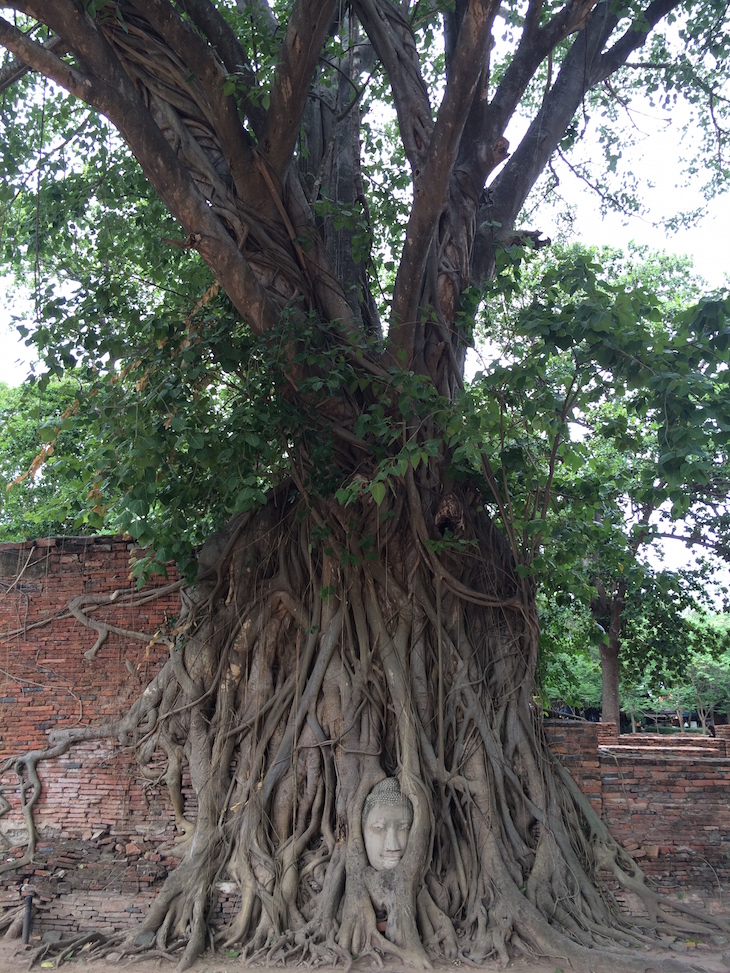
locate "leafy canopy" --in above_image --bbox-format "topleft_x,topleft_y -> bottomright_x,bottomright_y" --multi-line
0,0 -> 728,577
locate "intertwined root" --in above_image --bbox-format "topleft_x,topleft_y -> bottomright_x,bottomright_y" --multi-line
3,483 -> 729,973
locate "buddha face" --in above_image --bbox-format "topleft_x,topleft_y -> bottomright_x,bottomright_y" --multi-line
362,781 -> 413,870
363,803 -> 412,870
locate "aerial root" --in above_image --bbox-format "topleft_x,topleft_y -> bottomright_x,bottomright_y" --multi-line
368,931 -> 433,969
24,930 -> 123,968
289,925 -> 354,968
124,948 -> 183,964
523,929 -> 725,973
244,926 -> 351,970
416,888 -> 458,959
594,842 -> 730,938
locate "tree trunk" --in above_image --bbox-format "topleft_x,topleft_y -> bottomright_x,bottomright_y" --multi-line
594,582 -> 626,729
600,638 -> 621,729
7,474 -> 729,972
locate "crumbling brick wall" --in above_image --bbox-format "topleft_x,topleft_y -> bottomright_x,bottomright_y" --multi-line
0,537 -> 178,839
544,721 -> 730,889
0,537 -> 184,938
598,747 -> 730,889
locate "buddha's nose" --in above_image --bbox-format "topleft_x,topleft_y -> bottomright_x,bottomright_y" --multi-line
384,826 -> 403,851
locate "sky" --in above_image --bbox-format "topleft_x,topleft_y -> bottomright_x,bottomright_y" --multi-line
0,279 -> 33,385
551,138 -> 730,289
527,83 -> 730,288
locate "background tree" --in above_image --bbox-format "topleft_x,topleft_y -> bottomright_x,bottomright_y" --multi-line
535,596 -> 604,714
0,2 -> 729,972
0,377 -> 112,539
472,244 -> 730,726
660,613 -> 730,730
539,601 -> 730,732
538,576 -> 702,727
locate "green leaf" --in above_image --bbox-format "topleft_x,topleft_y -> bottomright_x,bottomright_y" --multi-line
369,481 -> 386,506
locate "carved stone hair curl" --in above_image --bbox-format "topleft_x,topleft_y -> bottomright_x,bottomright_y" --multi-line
362,777 -> 413,827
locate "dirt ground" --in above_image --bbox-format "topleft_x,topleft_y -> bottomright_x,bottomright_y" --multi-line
3,945 -> 730,973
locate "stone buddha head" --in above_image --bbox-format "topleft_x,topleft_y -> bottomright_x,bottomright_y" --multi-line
361,777 -> 413,870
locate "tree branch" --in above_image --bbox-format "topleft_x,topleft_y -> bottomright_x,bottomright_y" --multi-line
353,0 -> 433,173
0,14 -> 91,99
17,0 -> 282,335
128,0 -> 256,206
0,30 -> 66,94
595,0 -> 686,83
472,0 -> 683,282
181,0 -> 266,132
556,146 -> 643,218
651,530 -> 730,558
486,0 -> 599,139
387,0 -> 499,366
260,0 -> 339,183
478,3 -> 617,257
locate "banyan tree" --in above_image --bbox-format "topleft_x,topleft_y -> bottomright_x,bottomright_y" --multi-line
0,1 -> 729,971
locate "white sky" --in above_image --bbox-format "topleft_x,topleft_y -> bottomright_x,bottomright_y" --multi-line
546,128 -> 730,288
0,277 -> 34,385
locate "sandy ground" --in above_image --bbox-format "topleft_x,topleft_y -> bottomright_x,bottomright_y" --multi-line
3,945 -> 730,973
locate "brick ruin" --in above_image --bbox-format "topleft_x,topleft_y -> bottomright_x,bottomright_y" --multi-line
546,721 -> 730,892
1,537 -> 729,940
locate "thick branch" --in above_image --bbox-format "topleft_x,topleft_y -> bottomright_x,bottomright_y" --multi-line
483,0 -> 598,143
260,0 -> 339,183
17,0 -> 282,335
473,0 -> 683,280
595,0 -> 685,82
387,0 -> 499,366
478,3 -> 618,258
181,0 -> 266,132
128,0 -> 256,204
0,30 -> 66,94
353,0 -> 433,173
0,14 -> 90,98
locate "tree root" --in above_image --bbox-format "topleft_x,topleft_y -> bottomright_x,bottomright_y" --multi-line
26,930 -> 119,968
2,486 -> 729,973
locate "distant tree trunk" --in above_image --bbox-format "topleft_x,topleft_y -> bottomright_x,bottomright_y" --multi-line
593,581 -> 625,729
600,638 -> 621,728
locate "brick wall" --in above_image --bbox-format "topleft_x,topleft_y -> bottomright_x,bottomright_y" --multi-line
541,719 -> 602,812
0,537 -> 184,938
0,537 -> 179,839
545,720 -> 730,889
599,749 -> 730,889
1,540 -> 729,941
